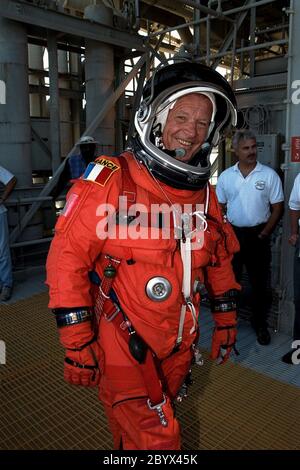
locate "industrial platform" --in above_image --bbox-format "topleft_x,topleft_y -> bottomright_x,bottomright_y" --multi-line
0,269 -> 299,450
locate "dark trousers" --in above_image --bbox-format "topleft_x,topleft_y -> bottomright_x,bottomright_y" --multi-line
232,224 -> 272,329
293,242 -> 300,340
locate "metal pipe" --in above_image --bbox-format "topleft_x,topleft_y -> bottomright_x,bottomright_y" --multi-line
134,0 -> 140,30
255,24 -> 289,35
177,0 -> 234,22
126,63 -> 147,144
149,17 -> 207,38
85,3 -> 115,153
224,0 -> 279,16
193,1 -> 201,57
283,2 -> 293,172
150,0 -> 272,40
230,21 -> 237,86
206,13 -> 211,65
173,0 -> 280,23
230,38 -> 287,54
249,3 -> 256,77
197,38 -> 288,62
240,38 -> 245,77
212,0 -> 253,70
47,32 -> 61,174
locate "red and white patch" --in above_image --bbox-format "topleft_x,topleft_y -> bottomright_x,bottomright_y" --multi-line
83,158 -> 120,187
61,193 -> 79,217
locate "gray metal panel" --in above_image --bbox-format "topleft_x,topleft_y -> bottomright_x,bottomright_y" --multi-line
0,0 -> 145,50
236,88 -> 287,108
255,56 -> 289,76
234,73 -> 287,91
256,134 -> 280,168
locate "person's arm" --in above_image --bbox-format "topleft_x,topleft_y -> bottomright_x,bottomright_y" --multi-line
288,208 -> 300,246
204,188 -> 240,364
0,176 -> 17,204
258,201 -> 284,239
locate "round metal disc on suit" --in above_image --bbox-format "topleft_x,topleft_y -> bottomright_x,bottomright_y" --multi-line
145,277 -> 172,301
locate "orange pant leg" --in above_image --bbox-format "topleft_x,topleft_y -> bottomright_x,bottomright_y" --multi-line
98,320 -> 191,450
104,396 -> 181,450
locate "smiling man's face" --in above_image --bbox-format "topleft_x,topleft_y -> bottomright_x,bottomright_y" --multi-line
162,93 -> 213,163
235,138 -> 257,166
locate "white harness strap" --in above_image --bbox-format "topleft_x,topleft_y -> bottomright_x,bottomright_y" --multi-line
176,224 -> 197,347
175,185 -> 210,347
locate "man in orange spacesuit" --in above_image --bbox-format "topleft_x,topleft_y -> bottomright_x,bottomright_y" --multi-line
46,60 -> 240,450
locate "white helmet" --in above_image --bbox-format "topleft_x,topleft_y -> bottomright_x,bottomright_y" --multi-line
130,61 -> 237,190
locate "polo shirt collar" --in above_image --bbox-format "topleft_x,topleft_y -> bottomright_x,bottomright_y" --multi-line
234,161 -> 262,174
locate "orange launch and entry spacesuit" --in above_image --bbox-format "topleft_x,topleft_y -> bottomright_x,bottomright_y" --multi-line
46,61 -> 240,450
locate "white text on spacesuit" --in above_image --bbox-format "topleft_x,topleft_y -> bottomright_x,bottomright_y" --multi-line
95,197 -> 206,250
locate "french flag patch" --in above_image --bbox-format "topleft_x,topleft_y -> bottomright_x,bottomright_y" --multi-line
82,158 -> 120,186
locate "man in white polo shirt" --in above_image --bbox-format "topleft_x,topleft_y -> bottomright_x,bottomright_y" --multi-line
282,173 -> 300,364
216,129 -> 284,345
0,165 -> 17,301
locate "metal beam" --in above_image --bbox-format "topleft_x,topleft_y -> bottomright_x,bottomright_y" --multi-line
147,43 -> 169,66
193,1 -> 201,57
249,2 -> 257,77
177,0 -> 234,22
28,35 -> 84,55
126,33 -> 166,140
126,63 -> 147,143
224,0 -> 279,16
0,0 -> 145,50
149,18 -> 206,38
150,0 -> 279,40
47,32 -> 61,173
233,72 -> 287,90
31,127 -> 52,160
212,0 -> 254,69
29,84 -> 83,100
198,38 -> 288,63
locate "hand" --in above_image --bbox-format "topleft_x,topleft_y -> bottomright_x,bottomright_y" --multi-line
211,312 -> 237,364
64,341 -> 101,387
57,321 -> 101,387
288,234 -> 299,246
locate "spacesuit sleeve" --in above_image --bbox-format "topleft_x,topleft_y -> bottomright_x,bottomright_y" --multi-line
46,176 -> 121,308
204,186 -> 240,297
205,251 -> 240,297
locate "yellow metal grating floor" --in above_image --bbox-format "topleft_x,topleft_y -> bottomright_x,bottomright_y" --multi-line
0,293 -> 300,450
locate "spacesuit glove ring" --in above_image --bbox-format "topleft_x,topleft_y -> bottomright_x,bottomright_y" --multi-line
211,324 -> 237,364
64,341 -> 101,387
